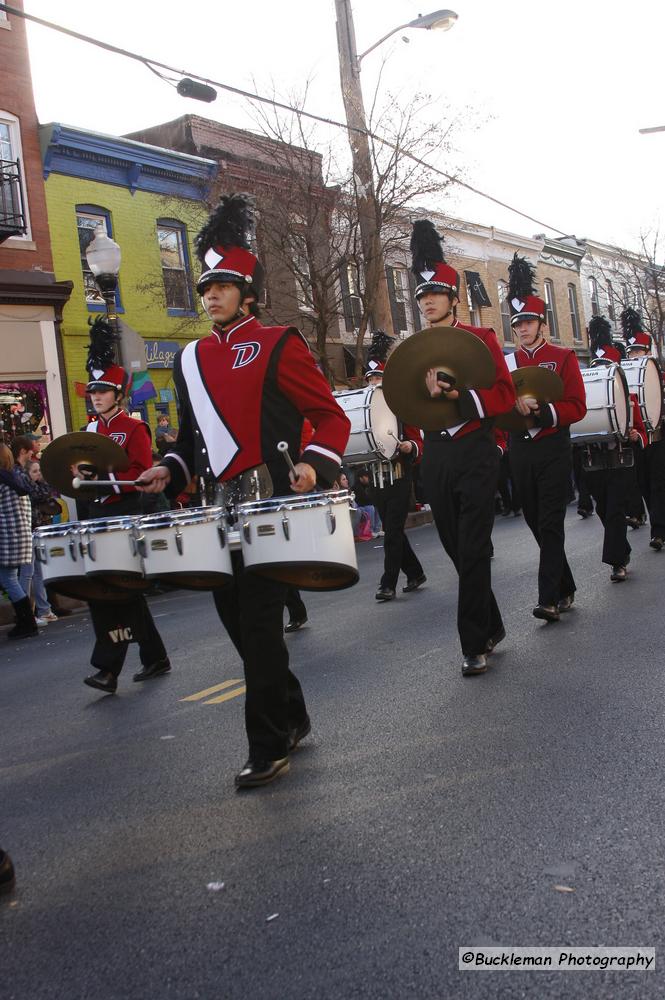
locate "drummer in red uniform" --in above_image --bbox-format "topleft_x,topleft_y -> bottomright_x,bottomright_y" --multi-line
137,195 -> 350,789
504,255 -> 586,622
74,320 -> 170,693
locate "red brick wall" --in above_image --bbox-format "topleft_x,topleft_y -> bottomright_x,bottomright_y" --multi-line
0,0 -> 53,272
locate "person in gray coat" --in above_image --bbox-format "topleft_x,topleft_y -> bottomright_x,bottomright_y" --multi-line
0,443 -> 38,639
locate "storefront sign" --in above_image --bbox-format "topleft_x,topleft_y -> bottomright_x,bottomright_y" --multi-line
145,341 -> 179,368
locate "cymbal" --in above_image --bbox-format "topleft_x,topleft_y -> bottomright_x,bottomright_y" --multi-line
382,327 -> 495,431
496,366 -> 565,432
41,431 -> 129,496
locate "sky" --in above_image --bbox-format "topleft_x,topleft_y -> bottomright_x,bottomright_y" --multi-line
21,0 -> 665,255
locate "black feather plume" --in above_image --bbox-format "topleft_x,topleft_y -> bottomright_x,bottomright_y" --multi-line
410,220 -> 445,276
588,315 -> 612,352
195,193 -> 254,265
507,253 -> 538,302
620,306 -> 644,340
86,316 -> 118,375
367,330 -> 394,365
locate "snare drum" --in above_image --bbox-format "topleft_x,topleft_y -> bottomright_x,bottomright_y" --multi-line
34,522 -> 89,601
333,386 -> 398,465
571,365 -> 630,443
79,516 -> 147,593
237,489 -> 358,591
621,357 -> 663,433
136,506 -> 233,589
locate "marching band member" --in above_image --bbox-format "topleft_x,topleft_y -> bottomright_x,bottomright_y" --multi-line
137,195 -> 350,789
581,319 -> 647,581
505,255 -> 586,622
364,331 -> 426,602
412,220 -> 515,675
76,320 -> 170,693
622,308 -> 665,550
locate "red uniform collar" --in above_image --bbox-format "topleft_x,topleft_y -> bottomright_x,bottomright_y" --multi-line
212,314 -> 257,343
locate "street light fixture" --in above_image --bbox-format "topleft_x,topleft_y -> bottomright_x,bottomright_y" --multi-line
85,229 -> 122,360
335,3 -> 458,338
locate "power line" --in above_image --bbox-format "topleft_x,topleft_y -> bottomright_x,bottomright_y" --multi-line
2,1 -> 568,236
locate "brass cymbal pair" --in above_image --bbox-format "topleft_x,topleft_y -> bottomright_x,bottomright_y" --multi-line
41,431 -> 129,496
382,327 -> 563,431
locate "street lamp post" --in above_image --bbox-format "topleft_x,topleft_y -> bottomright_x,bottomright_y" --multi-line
85,229 -> 122,362
334,2 -> 457,338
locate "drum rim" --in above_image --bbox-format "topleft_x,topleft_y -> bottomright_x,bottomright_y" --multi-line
237,489 -> 353,515
138,506 -> 225,528
81,516 -> 137,532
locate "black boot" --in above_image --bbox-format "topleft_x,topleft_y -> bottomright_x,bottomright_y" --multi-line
7,597 -> 38,640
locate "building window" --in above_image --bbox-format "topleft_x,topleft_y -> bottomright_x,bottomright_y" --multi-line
568,284 -> 581,342
607,280 -> 615,321
76,205 -> 120,308
497,280 -> 512,342
0,112 -> 29,241
386,266 -> 413,336
291,232 -> 313,312
340,263 -> 363,332
157,221 -> 193,313
543,279 -> 559,340
588,276 -> 600,317
465,279 -> 480,327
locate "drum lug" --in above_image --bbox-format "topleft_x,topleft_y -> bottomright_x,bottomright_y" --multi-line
281,514 -> 290,540
133,532 -> 147,559
243,521 -> 251,544
175,525 -> 184,555
326,508 -> 336,535
217,523 -> 226,548
35,542 -> 47,564
67,536 -> 77,562
87,538 -> 96,562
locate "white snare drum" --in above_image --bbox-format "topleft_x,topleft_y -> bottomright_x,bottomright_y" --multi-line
571,365 -> 630,443
79,516 -> 147,593
34,522 -> 88,600
333,386 -> 398,465
621,357 -> 663,433
136,506 -> 233,589
237,489 -> 358,591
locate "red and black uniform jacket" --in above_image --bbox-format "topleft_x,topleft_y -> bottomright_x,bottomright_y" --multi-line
506,341 -> 587,442
422,319 -> 516,446
86,409 -> 153,506
630,395 -> 649,450
162,315 -> 350,496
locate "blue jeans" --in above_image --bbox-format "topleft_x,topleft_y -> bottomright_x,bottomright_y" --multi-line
0,565 -> 28,603
357,504 -> 381,534
19,556 -> 52,616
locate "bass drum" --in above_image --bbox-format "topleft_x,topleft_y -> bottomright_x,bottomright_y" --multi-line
333,386 -> 398,466
571,365 -> 630,443
621,357 -> 663,433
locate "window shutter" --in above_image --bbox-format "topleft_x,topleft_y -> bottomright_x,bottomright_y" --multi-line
407,270 -> 422,332
339,264 -> 355,332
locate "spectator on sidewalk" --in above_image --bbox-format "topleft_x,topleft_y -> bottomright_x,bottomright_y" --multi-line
11,438 -> 59,625
351,468 -> 383,536
155,414 -> 177,457
0,443 -> 39,639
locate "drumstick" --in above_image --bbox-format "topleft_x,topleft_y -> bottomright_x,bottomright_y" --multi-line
277,441 -> 298,481
72,477 -> 142,490
387,429 -> 403,445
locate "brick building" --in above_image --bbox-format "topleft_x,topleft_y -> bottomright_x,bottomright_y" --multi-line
40,124 -> 216,431
0,0 -> 72,445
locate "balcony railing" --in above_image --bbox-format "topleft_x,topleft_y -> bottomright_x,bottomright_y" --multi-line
0,157 -> 27,243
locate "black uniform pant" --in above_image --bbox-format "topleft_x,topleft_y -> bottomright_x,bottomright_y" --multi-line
285,586 -> 307,622
510,433 -> 576,607
637,438 -> 665,538
421,429 -> 503,657
213,554 -> 308,761
89,597 -> 167,677
572,446 -> 594,514
585,467 -> 632,567
372,477 -> 424,590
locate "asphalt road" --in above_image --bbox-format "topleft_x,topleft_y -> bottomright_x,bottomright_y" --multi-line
2,508 -> 664,999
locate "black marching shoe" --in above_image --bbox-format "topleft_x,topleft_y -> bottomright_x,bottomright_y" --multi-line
610,565 -> 627,582
462,654 -> 488,676
83,671 -> 118,694
650,537 -> 663,552
288,716 -> 312,752
234,757 -> 289,789
133,658 -> 171,682
558,594 -> 575,612
533,604 -> 560,623
485,625 -> 506,654
402,573 -> 427,593
0,850 -> 16,896
375,586 -> 396,602
284,617 -> 308,634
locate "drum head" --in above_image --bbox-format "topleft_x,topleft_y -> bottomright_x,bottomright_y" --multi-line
48,577 -> 137,602
367,386 -> 399,459
643,358 -> 663,428
247,562 -> 359,591
614,367 -> 630,437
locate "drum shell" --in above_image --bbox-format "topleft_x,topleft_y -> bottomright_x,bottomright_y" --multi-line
621,357 -> 664,433
33,522 -> 132,602
571,365 -> 630,443
137,506 -> 233,589
333,386 -> 398,465
237,490 -> 359,591
79,516 -> 147,594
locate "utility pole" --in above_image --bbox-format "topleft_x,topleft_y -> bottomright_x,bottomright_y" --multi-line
335,0 -> 394,337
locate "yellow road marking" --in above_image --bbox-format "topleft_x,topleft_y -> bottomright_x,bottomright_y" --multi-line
203,685 -> 246,704
180,679 -> 244,702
